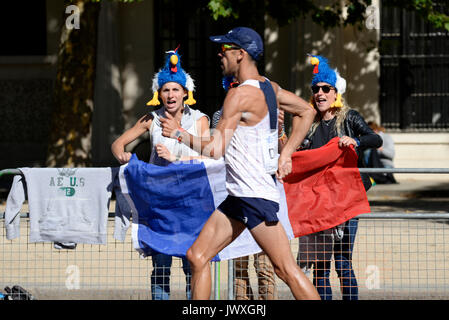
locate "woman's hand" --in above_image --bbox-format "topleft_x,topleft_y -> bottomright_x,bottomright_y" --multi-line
156,143 -> 176,162
115,152 -> 132,164
338,135 -> 358,148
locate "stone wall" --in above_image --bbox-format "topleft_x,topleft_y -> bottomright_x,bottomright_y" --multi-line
391,133 -> 449,181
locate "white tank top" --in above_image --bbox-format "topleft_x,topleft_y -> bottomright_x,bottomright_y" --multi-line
224,79 -> 279,203
149,105 -> 209,166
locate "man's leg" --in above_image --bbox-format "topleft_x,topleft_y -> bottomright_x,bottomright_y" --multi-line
334,218 -> 359,300
250,222 -> 320,300
187,209 -> 246,300
234,256 -> 254,300
181,256 -> 192,300
254,251 -> 277,300
151,253 -> 172,300
314,260 -> 332,300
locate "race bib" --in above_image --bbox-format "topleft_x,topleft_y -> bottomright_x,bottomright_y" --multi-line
261,130 -> 278,175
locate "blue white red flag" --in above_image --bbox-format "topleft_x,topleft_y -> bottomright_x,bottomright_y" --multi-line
118,154 -> 293,261
118,138 -> 370,261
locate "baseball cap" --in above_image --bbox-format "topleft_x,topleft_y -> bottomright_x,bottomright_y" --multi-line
209,27 -> 263,61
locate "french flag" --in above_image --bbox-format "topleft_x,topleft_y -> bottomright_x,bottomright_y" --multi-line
118,137 -> 370,261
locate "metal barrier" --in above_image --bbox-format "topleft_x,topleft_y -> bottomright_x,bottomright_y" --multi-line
1,212 -> 448,300
1,168 -> 448,300
226,213 -> 449,300
225,168 -> 449,300
359,168 -> 449,174
0,212 -> 207,300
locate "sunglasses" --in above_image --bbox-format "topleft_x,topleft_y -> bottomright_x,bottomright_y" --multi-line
221,44 -> 241,53
311,85 -> 335,94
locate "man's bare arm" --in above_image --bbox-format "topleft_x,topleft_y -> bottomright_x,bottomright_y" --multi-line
276,86 -> 316,155
160,88 -> 242,159
273,84 -> 316,180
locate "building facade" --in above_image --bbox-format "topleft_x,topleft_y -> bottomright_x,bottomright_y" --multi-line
1,0 -> 448,181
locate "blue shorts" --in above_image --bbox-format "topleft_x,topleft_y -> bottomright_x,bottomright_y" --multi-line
217,195 -> 280,230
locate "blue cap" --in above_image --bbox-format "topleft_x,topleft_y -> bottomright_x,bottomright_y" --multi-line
210,27 -> 263,61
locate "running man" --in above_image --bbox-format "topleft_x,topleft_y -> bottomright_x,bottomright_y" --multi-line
160,27 -> 320,300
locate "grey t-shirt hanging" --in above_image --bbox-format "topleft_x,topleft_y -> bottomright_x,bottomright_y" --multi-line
6,167 -> 113,245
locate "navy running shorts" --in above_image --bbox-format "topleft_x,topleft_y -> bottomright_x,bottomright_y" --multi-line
217,195 -> 280,230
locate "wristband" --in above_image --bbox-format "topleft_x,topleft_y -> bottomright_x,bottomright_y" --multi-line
354,138 -> 360,147
278,124 -> 285,138
278,129 -> 285,139
175,127 -> 185,143
278,132 -> 287,141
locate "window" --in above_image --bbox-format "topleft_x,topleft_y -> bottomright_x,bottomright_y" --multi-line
379,3 -> 449,131
0,0 -> 47,56
154,0 -> 264,118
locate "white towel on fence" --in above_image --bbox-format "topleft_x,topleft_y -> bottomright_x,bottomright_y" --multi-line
4,167 -> 113,245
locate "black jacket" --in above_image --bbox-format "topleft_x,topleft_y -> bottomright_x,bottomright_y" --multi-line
301,109 -> 383,191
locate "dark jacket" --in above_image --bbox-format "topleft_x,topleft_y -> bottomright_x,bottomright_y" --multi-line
301,109 -> 383,191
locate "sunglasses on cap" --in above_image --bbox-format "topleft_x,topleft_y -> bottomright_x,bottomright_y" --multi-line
311,85 -> 335,94
221,44 -> 241,53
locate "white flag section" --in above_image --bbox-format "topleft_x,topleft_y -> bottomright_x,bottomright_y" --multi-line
118,154 -> 293,261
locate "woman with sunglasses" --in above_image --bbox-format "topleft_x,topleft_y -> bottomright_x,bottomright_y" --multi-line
296,55 -> 382,300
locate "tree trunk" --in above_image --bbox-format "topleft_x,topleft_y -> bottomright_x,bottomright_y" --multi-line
46,0 -> 100,167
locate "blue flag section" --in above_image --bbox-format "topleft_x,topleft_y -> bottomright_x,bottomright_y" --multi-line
118,154 -> 293,261
123,154 -> 222,259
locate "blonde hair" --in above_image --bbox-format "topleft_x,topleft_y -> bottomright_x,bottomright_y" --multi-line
308,95 -> 350,137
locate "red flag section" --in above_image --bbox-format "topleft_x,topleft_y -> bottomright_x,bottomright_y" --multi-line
283,137 -> 370,238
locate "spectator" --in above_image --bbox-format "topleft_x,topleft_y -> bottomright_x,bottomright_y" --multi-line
234,253 -> 277,300
111,47 -> 210,300
364,122 -> 397,184
296,54 -> 382,300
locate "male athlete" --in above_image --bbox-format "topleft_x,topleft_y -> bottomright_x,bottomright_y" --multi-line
160,27 -> 320,300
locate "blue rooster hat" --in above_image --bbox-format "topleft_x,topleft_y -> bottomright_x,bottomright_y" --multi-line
147,46 -> 196,106
309,54 -> 346,108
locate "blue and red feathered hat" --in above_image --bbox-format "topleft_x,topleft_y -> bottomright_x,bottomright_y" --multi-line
147,46 -> 196,106
309,54 -> 346,108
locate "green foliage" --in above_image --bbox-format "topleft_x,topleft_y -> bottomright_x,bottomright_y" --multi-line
70,0 -> 143,2
207,0 -> 449,31
207,0 -> 371,29
208,0 -> 237,19
384,0 -> 449,31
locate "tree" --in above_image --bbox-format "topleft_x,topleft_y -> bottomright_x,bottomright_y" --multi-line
46,0 -> 140,167
46,0 -> 100,167
207,0 -> 449,31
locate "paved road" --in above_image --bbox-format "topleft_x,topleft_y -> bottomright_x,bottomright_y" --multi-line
367,180 -> 449,214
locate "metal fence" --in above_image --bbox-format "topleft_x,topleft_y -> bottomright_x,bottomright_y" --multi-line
1,168 -> 448,300
1,213 -> 449,300
236,213 -> 449,300
0,212 -> 193,300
